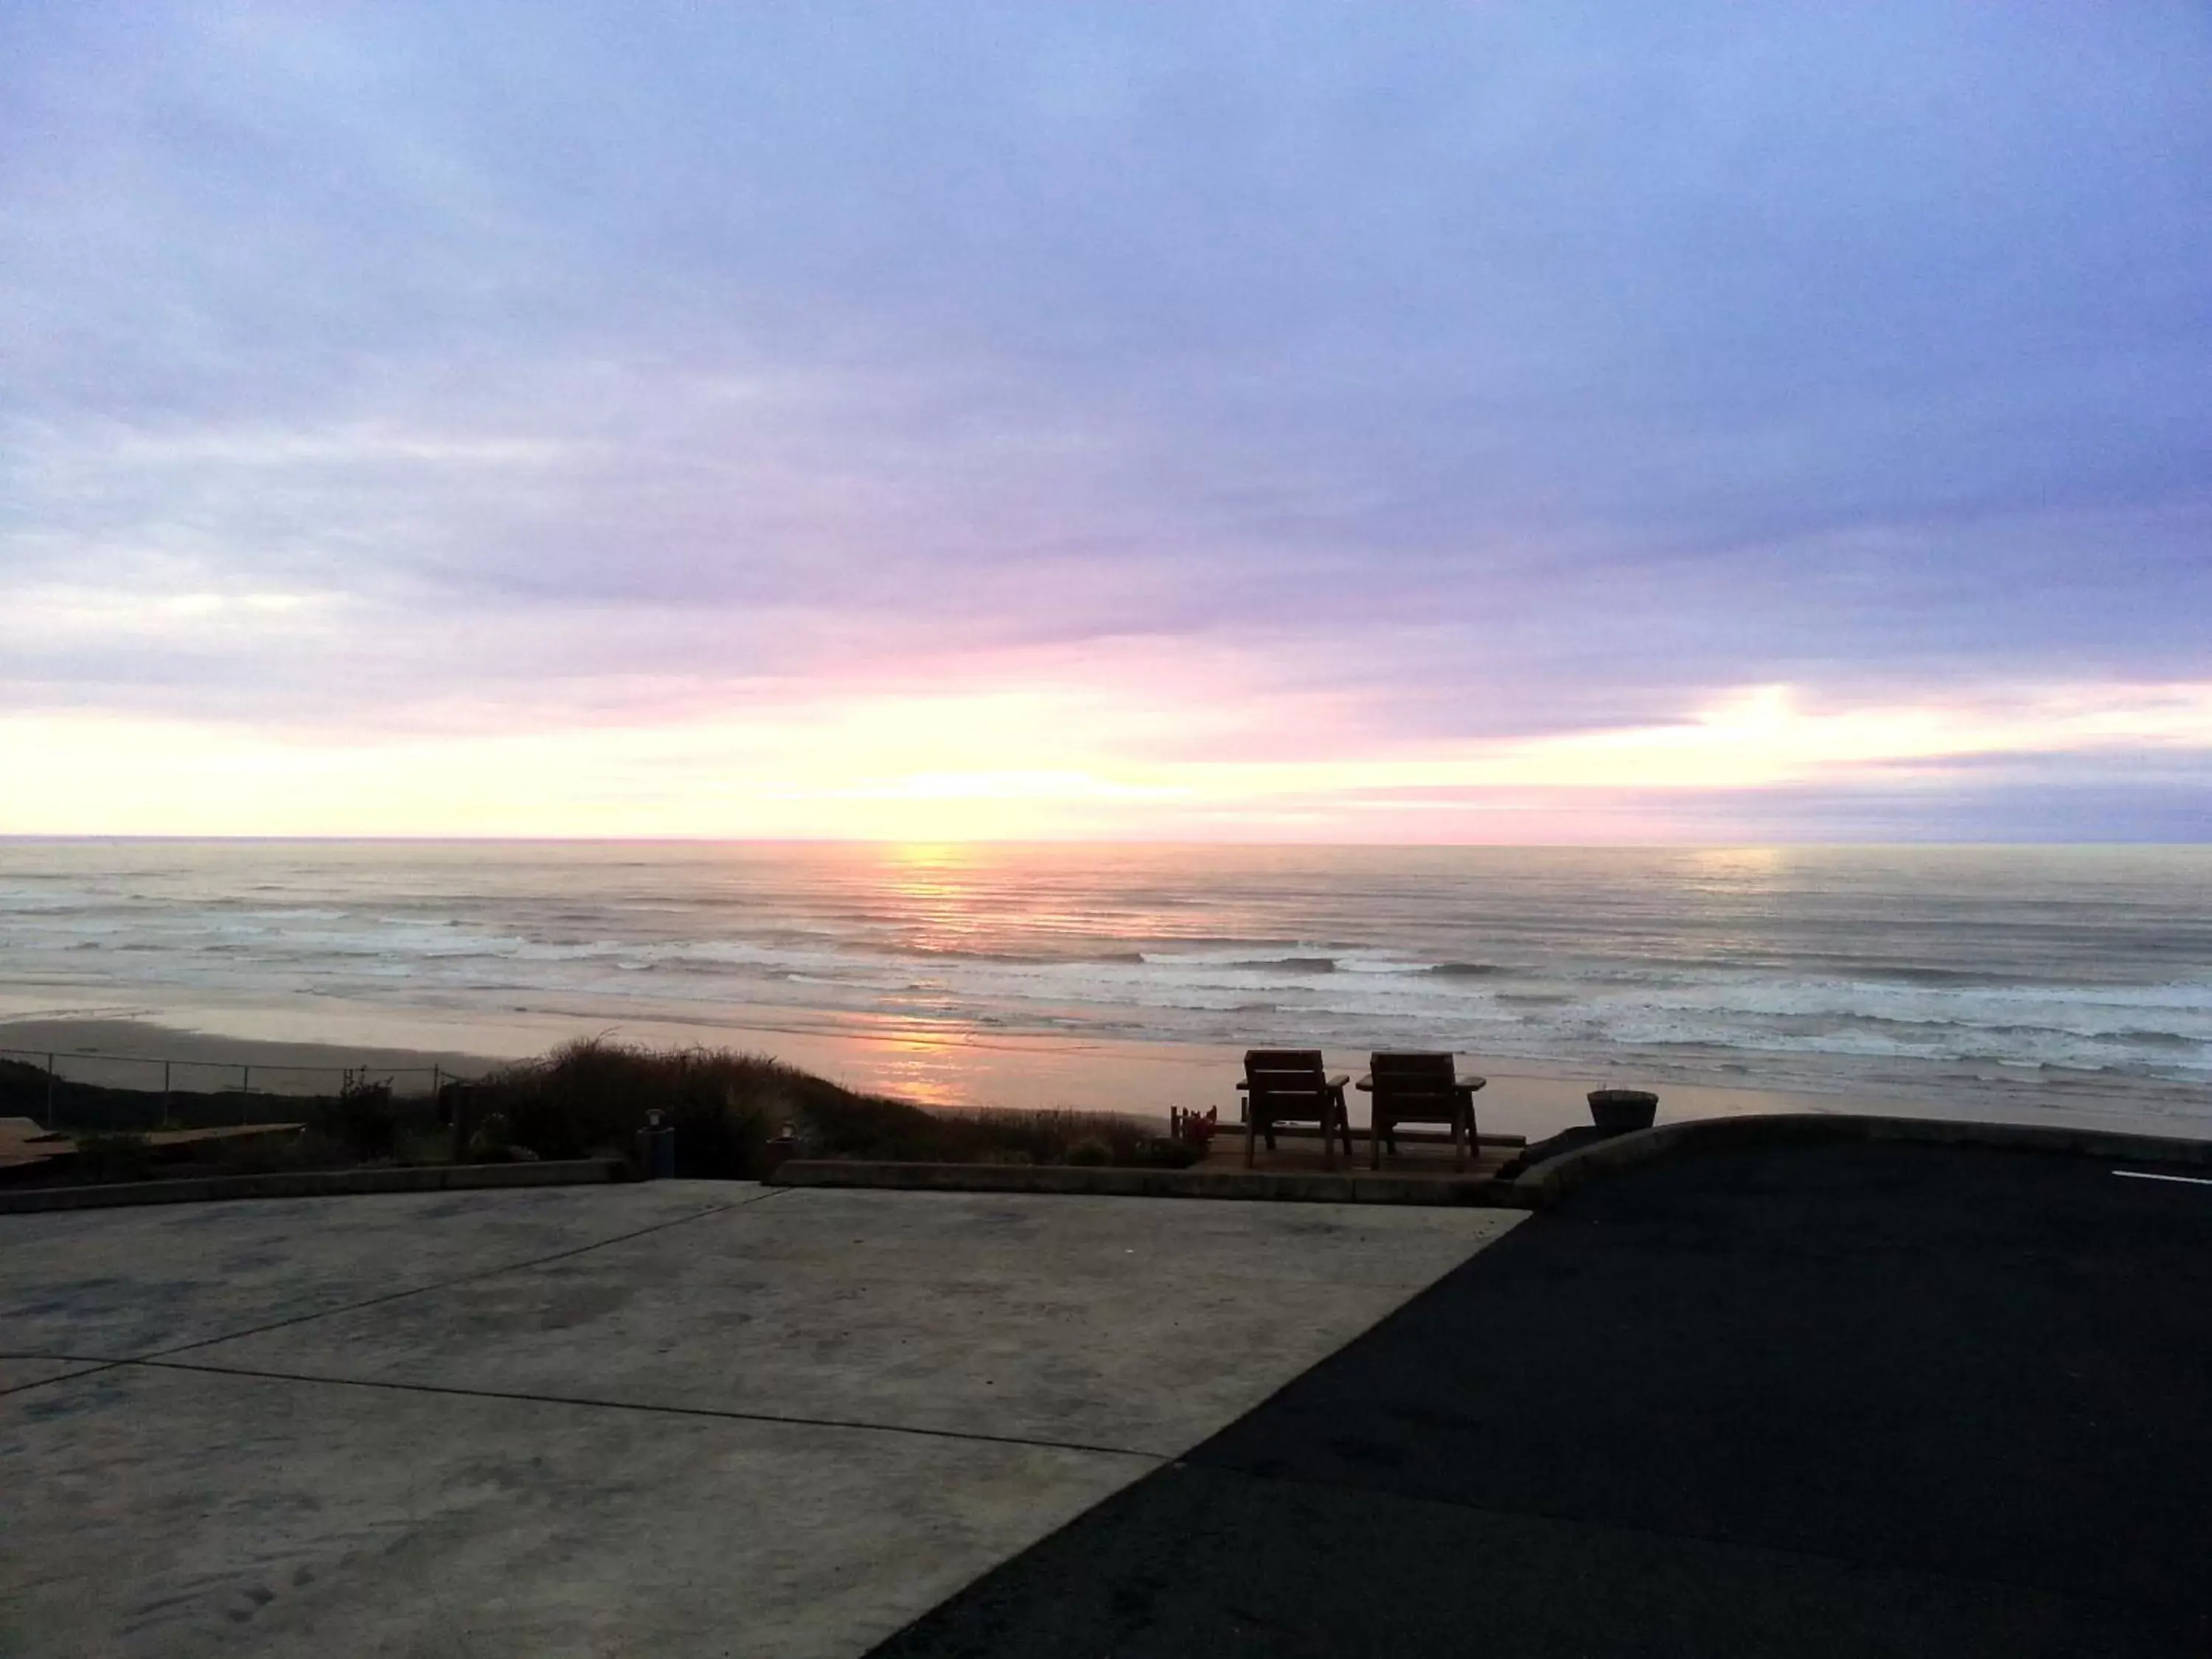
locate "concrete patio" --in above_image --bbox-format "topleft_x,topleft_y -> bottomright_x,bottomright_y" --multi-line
0,1180 -> 1520,1657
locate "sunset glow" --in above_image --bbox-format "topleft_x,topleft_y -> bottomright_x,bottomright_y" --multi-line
5,6 -> 2207,841
5,678 -> 2205,841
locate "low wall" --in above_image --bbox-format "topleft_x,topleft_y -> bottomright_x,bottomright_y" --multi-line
0,1158 -> 627,1215
1513,1113 -> 2212,1206
771,1158 -> 1520,1207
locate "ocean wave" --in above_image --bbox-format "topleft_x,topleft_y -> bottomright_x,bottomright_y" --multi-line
882,945 -> 1057,965
10,843 -> 2212,1104
1837,964 -> 2027,987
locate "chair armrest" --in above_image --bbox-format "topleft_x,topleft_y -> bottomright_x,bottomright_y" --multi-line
1354,1074 -> 1373,1091
1234,1079 -> 1249,1091
1327,1074 -> 1350,1088
1456,1077 -> 1489,1093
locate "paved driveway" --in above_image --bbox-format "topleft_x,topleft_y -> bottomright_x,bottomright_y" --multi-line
0,1182 -> 1518,1657
877,1142 -> 2212,1658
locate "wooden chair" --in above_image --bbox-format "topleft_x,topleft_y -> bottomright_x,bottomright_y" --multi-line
1239,1050 -> 1352,1169
1360,1052 -> 1486,1172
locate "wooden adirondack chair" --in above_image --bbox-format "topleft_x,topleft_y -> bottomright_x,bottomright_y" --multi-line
1239,1050 -> 1353,1169
1362,1051 -> 1487,1172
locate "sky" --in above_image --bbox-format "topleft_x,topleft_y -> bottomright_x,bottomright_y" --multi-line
4,2 -> 2209,841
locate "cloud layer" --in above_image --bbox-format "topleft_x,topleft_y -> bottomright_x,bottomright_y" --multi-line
4,4 -> 2209,837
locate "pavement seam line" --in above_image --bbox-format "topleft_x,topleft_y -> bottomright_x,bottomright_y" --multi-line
1172,1454 -> 2212,1621
0,1186 -> 790,1398
60,1351 -> 1170,1464
145,1186 -> 790,1362
0,1356 -> 132,1398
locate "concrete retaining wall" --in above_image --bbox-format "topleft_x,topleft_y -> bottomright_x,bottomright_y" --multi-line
771,1158 -> 1520,1207
779,1117 -> 2212,1211
1514,1113 -> 2212,1206
0,1158 -> 627,1214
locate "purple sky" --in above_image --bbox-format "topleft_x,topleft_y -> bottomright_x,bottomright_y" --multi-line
4,4 -> 2209,839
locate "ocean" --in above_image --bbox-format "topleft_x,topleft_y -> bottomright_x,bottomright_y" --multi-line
3,839 -> 2209,1130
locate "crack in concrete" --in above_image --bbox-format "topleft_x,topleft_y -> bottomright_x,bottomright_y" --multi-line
15,1352 -> 1171,1464
0,1185 -> 790,1399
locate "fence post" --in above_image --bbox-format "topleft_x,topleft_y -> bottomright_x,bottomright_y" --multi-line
240,1065 -> 251,1125
162,1060 -> 173,1130
45,1053 -> 57,1132
451,1083 -> 476,1164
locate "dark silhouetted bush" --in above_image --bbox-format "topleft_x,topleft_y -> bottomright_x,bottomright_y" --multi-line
328,1076 -> 402,1161
1133,1137 -> 1206,1169
73,1131 -> 156,1183
458,1039 -> 1161,1178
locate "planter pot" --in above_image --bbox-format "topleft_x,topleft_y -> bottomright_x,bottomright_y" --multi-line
1587,1089 -> 1659,1133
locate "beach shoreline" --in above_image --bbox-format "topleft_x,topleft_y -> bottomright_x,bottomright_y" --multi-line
7,842 -> 2206,1142
5,995 -> 2202,1144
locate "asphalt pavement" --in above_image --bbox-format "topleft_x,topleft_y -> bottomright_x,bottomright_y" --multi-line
872,1140 -> 2212,1658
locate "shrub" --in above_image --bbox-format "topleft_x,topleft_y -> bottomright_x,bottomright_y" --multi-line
453,1038 -> 1166,1178
1133,1137 -> 1206,1169
465,1110 -> 535,1162
73,1131 -> 156,1184
207,1126 -> 335,1176
327,1076 -> 402,1161
1062,1137 -> 1112,1167
927,1107 -> 1161,1167
463,1040 -> 791,1178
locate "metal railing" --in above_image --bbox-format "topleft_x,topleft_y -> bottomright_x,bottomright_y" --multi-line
0,1045 -> 493,1133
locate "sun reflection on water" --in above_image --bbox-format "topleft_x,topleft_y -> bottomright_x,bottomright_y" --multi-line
862,1022 -> 974,1110
875,842 -> 999,955
1686,846 -> 1788,886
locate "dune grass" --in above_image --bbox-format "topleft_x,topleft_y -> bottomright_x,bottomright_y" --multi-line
456,1038 -> 1185,1178
2,1039 -> 1196,1186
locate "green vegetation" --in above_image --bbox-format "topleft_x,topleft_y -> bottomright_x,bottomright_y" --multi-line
0,1055 -> 279,1133
329,1074 -> 405,1160
69,1131 -> 157,1184
1,1039 -> 1199,1188
462,1038 -> 1191,1178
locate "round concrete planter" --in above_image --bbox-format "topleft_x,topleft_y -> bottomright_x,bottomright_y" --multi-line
1587,1089 -> 1659,1133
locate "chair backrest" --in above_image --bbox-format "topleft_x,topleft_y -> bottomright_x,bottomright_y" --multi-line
1245,1049 -> 1329,1113
1368,1051 -> 1459,1109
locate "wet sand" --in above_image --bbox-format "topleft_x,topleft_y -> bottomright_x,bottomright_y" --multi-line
7,996 -> 2187,1142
